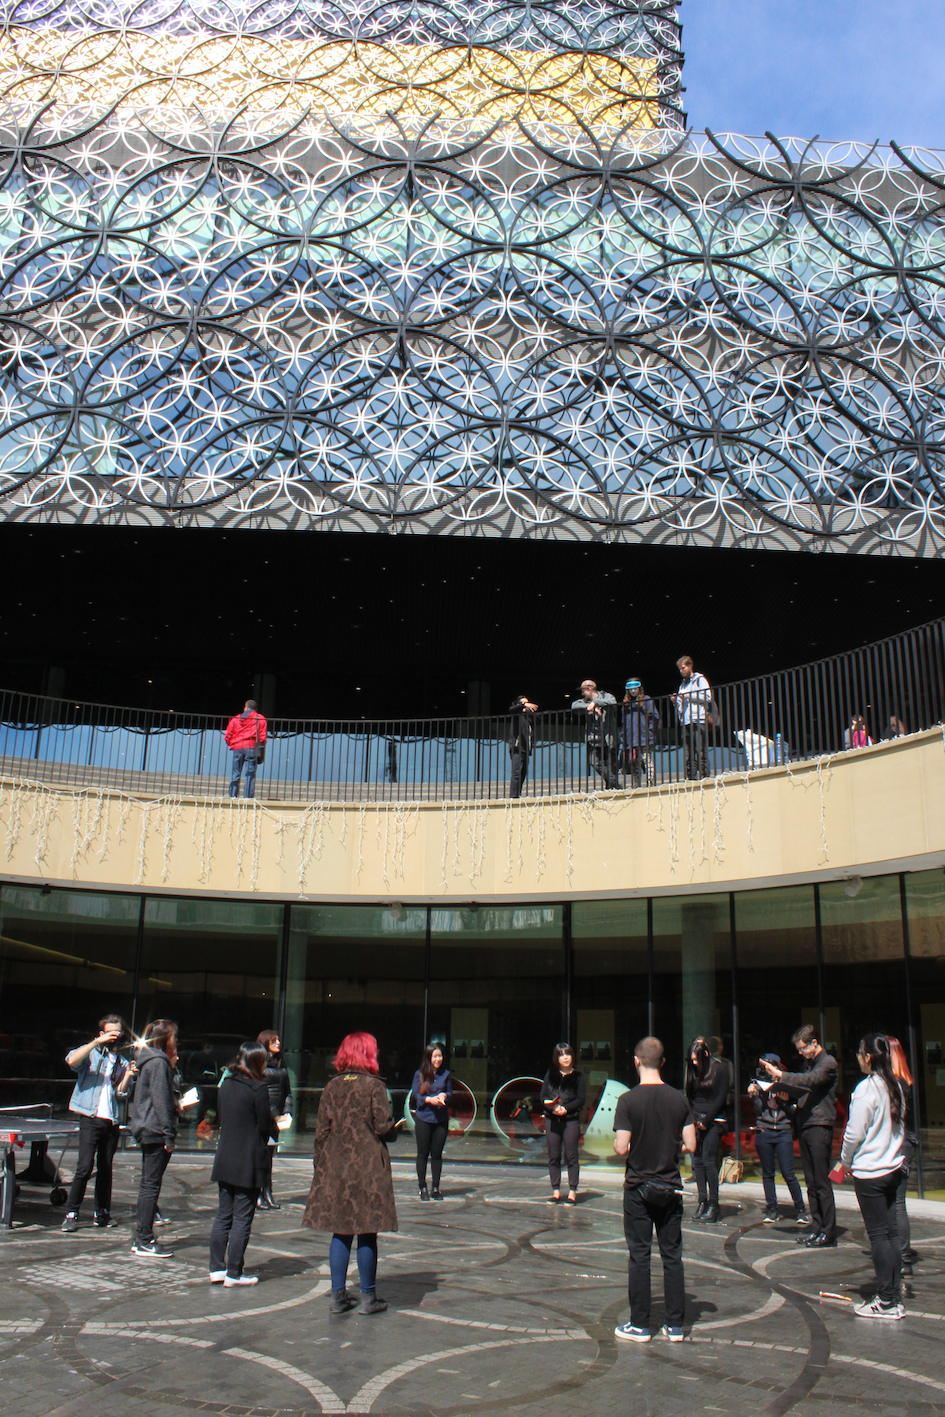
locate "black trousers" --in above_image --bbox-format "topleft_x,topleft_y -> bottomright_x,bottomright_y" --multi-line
692,1122 -> 722,1205
854,1168 -> 904,1305
682,723 -> 708,779
510,749 -> 529,800
587,743 -> 617,789
66,1116 -> 120,1215
894,1137 -> 914,1259
210,1183 -> 259,1278
415,1118 -> 448,1189
623,1185 -> 685,1330
547,1115 -> 580,1190
799,1126 -> 835,1238
135,1142 -> 171,1245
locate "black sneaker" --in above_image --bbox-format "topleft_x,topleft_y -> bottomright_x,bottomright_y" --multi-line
430,1189 -> 444,1200
132,1239 -> 172,1259
795,1210 -> 812,1226
94,1212 -> 118,1228
418,1186 -> 429,1202
61,1212 -> 79,1233
762,1208 -> 778,1224
153,1209 -> 168,1226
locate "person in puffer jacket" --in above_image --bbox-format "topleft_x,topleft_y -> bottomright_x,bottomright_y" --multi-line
129,1019 -> 179,1258
256,1028 -> 293,1210
224,699 -> 267,799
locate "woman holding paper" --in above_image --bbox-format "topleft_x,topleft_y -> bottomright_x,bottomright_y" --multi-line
540,1042 -> 586,1205
836,1033 -> 906,1321
209,1041 -> 272,1286
411,1044 -> 452,1200
257,1029 -> 293,1209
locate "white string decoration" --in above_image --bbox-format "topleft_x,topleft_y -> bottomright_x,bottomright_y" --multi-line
712,776 -> 728,864
744,771 -> 754,854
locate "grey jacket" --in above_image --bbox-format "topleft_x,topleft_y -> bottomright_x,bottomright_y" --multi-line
129,1045 -> 179,1148
777,1048 -> 839,1131
571,691 -> 617,746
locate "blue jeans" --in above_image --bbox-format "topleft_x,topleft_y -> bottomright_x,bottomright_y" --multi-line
229,748 -> 256,798
330,1233 -> 378,1293
755,1131 -> 805,1210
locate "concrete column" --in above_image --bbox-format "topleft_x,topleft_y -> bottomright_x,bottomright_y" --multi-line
681,899 -> 720,1046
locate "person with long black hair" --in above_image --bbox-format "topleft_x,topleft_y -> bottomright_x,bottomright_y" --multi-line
541,1042 -> 586,1205
209,1041 -> 272,1286
837,1033 -> 906,1320
685,1037 -> 729,1223
256,1029 -> 293,1210
129,1019 -> 179,1259
886,1037 -> 919,1276
411,1044 -> 452,1201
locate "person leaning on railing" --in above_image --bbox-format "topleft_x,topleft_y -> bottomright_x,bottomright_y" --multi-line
622,679 -> 659,788
508,696 -> 538,800
224,699 -> 267,799
571,679 -> 618,789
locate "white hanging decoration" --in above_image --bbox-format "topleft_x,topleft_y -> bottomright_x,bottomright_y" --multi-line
712,775 -> 728,864
744,770 -> 754,854
816,756 -> 833,864
31,782 -> 57,871
355,804 -> 367,883
441,801 -> 450,890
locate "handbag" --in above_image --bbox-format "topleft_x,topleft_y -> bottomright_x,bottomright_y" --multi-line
254,712 -> 266,765
720,1156 -> 744,1183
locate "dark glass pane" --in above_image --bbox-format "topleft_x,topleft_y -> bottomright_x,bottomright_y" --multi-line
904,869 -> 945,1188
652,894 -> 733,1091
0,885 -> 138,1113
572,898 -> 648,1088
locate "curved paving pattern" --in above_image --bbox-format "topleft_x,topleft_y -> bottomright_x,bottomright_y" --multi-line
1,1157 -> 943,1415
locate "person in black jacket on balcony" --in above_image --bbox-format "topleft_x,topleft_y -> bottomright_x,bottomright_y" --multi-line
686,1037 -> 728,1223
508,696 -> 538,799
541,1043 -> 587,1205
209,1042 -> 272,1287
749,1056 -> 808,1224
256,1029 -> 293,1210
760,1024 -> 839,1247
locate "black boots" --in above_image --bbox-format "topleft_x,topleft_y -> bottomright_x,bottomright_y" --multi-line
358,1290 -> 388,1315
262,1186 -> 280,1210
702,1205 -> 721,1224
330,1289 -> 357,1314
693,1200 -> 707,1220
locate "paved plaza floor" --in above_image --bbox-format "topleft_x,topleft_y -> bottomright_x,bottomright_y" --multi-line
1,1156 -> 943,1417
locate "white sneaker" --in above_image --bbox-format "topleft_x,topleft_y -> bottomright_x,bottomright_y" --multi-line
854,1295 -> 904,1320
614,1322 -> 650,1342
209,1270 -> 227,1283
224,1274 -> 259,1287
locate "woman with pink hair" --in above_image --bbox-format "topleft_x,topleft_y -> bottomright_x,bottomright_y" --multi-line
302,1032 -> 400,1315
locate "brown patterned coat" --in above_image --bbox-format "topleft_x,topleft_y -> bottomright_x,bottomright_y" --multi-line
302,1070 -> 399,1234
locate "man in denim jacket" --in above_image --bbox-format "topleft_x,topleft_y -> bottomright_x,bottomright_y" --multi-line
61,1014 -> 131,1232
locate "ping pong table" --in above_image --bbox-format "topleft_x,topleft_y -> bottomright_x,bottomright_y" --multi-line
0,1106 -> 81,1228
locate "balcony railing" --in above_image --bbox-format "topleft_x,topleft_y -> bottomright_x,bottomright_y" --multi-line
2,617 -> 944,802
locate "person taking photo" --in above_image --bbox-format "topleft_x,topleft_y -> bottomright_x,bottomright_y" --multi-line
760,1025 -> 839,1247
748,1056 -> 808,1224
209,1041 -> 272,1287
256,1029 -> 293,1210
541,1042 -> 587,1205
61,1014 -> 132,1233
411,1044 -> 452,1201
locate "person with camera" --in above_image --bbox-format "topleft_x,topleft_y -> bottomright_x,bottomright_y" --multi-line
759,1024 -> 838,1247
541,1042 -> 587,1205
130,1019 -> 179,1259
685,1037 -> 729,1223
256,1029 -> 293,1210
613,1036 -> 696,1342
209,1041 -> 272,1286
411,1043 -> 452,1200
508,696 -> 538,800
224,698 -> 267,799
60,1014 -> 132,1233
748,1055 -> 808,1224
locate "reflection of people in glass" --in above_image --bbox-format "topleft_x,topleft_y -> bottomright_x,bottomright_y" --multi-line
509,1095 -> 544,1151
685,1037 -> 728,1223
541,1043 -> 587,1205
411,1044 -> 452,1201
256,1029 -> 293,1211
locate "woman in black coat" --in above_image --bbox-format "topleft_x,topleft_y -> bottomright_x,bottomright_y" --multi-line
209,1042 -> 271,1287
686,1036 -> 730,1224
540,1042 -> 587,1205
256,1029 -> 293,1210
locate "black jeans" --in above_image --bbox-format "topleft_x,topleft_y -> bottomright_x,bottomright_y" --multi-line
587,743 -> 617,790
509,748 -> 529,800
135,1141 -> 171,1245
854,1168 -> 904,1305
623,1184 -> 685,1330
682,723 -> 708,779
799,1126 -> 835,1237
547,1116 -> 580,1191
755,1131 -> 805,1211
894,1137 -> 914,1260
415,1118 -> 448,1190
692,1121 -> 722,1205
210,1183 -> 259,1278
66,1116 -> 120,1215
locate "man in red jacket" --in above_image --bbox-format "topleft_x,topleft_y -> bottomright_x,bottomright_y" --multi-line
224,699 -> 267,799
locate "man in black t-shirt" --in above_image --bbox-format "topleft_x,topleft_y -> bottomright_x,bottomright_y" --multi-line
613,1036 -> 696,1343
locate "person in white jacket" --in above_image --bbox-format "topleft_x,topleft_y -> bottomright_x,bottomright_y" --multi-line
836,1033 -> 906,1321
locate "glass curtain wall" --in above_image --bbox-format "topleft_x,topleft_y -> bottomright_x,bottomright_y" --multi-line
904,869 -> 945,1189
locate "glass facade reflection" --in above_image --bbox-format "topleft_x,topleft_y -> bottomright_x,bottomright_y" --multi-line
0,874 -> 942,1190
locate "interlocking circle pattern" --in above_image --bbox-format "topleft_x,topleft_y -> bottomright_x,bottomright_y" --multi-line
0,2 -> 943,551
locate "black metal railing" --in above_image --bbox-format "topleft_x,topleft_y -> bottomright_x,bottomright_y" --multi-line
1,617 -> 943,802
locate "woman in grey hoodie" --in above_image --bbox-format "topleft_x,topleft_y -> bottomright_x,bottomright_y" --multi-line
129,1019 -> 179,1259
837,1033 -> 906,1321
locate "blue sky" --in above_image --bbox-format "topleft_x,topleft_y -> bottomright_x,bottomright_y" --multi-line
681,1 -> 945,148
